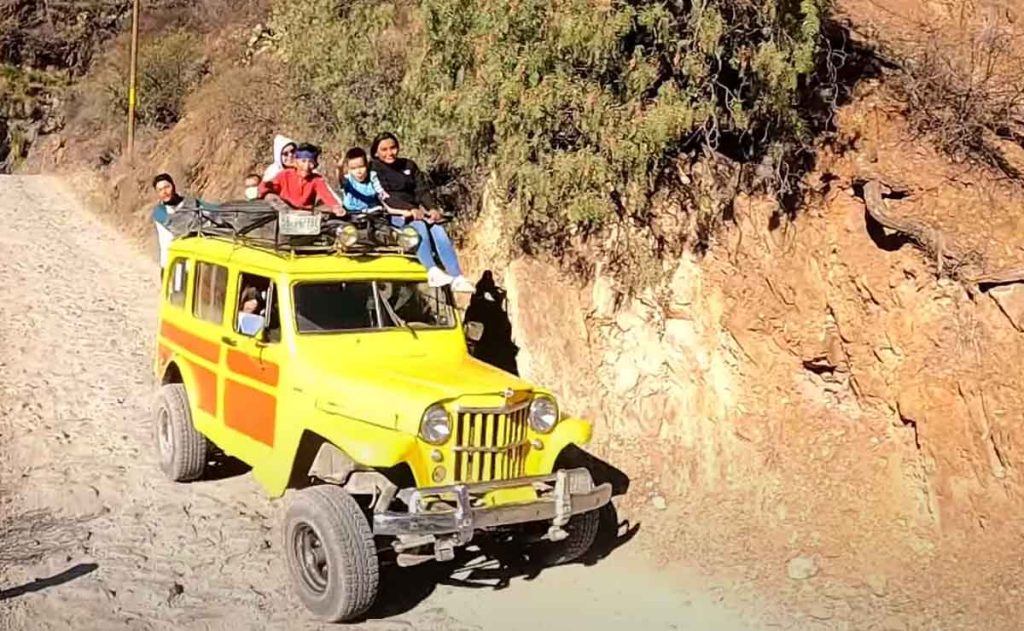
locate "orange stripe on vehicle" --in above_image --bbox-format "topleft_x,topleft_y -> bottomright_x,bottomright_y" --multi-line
226,350 -> 279,387
159,320 -> 220,364
224,380 -> 276,446
191,362 -> 218,416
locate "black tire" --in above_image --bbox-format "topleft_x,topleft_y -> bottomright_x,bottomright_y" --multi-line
155,383 -> 207,482
531,508 -> 601,566
284,486 -> 380,622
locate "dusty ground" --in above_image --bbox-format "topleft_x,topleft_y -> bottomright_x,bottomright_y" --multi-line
0,175 -> 778,630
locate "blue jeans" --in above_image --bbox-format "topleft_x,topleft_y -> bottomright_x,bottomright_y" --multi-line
391,217 -> 463,277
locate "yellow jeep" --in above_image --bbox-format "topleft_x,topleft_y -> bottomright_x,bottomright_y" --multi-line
151,205 -> 611,621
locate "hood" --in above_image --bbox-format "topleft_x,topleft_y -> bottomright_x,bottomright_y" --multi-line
308,353 -> 535,433
272,134 -> 296,166
263,134 -> 296,182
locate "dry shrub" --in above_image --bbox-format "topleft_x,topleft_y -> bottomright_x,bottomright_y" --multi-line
895,14 -> 1024,169
104,59 -> 290,238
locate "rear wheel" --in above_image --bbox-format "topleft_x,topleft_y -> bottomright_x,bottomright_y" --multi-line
154,384 -> 207,481
529,509 -> 600,566
284,485 -> 380,622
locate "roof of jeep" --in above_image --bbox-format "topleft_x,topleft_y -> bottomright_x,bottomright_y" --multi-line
168,234 -> 427,277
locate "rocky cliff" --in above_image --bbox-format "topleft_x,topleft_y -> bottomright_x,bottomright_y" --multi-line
463,90 -> 1024,624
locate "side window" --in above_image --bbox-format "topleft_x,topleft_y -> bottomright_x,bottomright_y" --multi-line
167,258 -> 189,308
192,262 -> 228,324
236,272 -> 280,342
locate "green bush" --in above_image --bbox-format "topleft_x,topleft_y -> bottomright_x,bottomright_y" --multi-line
105,29 -> 208,128
272,0 -> 828,248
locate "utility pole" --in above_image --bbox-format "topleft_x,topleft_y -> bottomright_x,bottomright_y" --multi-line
126,0 -> 141,160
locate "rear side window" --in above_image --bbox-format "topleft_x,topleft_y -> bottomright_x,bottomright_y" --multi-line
193,262 -> 229,325
167,258 -> 189,308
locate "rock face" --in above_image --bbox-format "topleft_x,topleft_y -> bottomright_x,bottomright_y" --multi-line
0,0 -> 128,70
989,285 -> 1024,332
464,100 -> 1024,603
0,117 -> 9,169
0,1 -> 128,172
787,556 -> 820,580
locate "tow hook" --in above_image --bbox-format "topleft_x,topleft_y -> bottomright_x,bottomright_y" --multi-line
546,525 -> 569,542
433,536 -> 456,562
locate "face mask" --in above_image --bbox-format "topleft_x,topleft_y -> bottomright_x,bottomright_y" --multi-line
244,186 -> 259,201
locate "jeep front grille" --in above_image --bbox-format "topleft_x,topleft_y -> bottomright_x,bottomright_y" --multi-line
453,407 -> 529,483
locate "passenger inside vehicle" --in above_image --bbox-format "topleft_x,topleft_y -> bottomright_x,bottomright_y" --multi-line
237,286 -> 265,336
236,274 -> 282,341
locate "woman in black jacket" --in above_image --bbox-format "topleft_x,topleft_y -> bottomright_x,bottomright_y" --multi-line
370,132 -> 475,293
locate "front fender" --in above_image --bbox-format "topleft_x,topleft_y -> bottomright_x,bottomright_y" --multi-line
258,409 -> 419,498
526,417 -> 593,475
313,416 -> 419,467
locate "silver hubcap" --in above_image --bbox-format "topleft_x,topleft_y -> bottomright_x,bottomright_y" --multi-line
293,523 -> 329,593
157,408 -> 173,462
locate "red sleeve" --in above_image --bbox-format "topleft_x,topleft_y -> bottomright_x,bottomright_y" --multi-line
258,178 -> 277,198
313,177 -> 342,209
259,171 -> 286,198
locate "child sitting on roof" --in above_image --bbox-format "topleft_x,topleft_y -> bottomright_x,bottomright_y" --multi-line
338,147 -> 386,214
258,143 -> 344,215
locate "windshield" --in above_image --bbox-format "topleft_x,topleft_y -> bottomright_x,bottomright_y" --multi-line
293,280 -> 456,333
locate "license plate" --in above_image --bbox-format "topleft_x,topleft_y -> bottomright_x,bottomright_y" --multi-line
279,210 -> 322,236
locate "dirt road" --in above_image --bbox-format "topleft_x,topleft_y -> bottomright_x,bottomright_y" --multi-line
0,176 -> 764,630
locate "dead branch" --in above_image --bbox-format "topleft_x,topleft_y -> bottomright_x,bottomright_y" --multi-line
862,179 -> 1024,285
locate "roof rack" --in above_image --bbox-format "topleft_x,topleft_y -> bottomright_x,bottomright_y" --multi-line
168,200 -> 416,257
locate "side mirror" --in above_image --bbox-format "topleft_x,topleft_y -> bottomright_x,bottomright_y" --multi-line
465,321 -> 484,342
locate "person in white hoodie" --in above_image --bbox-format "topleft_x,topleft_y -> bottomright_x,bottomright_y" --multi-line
262,134 -> 296,182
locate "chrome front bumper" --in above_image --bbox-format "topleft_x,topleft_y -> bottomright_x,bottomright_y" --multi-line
372,467 -> 612,543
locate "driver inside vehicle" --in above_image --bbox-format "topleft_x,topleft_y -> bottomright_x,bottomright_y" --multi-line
237,286 -> 265,336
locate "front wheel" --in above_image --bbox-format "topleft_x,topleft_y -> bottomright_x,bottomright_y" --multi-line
529,509 -> 600,566
284,485 -> 380,622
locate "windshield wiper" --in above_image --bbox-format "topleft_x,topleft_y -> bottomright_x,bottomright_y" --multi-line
376,286 -> 418,339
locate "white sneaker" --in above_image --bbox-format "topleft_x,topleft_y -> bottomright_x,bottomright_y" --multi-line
427,266 -> 454,288
451,275 -> 476,293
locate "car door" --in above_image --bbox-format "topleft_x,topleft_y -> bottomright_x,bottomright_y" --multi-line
219,269 -> 284,464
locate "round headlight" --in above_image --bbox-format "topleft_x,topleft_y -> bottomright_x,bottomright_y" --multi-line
529,396 -> 559,433
398,226 -> 420,252
336,223 -> 358,248
420,404 -> 452,445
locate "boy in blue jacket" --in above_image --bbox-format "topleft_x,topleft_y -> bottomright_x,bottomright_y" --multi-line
339,147 -> 385,213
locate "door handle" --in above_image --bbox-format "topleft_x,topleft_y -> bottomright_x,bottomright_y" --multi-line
220,336 -> 238,347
